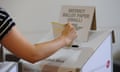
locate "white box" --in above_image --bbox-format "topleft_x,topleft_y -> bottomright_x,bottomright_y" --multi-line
20,30 -> 113,72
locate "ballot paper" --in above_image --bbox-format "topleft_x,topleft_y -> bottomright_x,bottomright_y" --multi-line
51,22 -> 65,38
39,47 -> 94,72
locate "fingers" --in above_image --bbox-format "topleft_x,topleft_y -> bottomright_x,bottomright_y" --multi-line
66,22 -> 76,31
61,22 -> 78,46
66,22 -> 78,37
65,22 -> 73,28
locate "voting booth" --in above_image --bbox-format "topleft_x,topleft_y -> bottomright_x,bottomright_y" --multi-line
18,5 -> 114,72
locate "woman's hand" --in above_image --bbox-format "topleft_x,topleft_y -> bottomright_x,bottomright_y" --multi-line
61,22 -> 77,46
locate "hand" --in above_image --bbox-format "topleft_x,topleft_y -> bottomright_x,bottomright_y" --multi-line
61,22 -> 77,46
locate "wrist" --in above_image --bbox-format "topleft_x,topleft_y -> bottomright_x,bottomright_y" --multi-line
59,35 -> 71,46
57,36 -> 66,46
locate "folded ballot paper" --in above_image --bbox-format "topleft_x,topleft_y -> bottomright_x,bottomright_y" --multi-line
39,47 -> 94,72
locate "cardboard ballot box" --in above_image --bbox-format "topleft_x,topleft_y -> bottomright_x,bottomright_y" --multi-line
19,30 -> 114,72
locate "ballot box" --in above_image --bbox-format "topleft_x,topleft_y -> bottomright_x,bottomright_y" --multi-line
19,30 -> 114,72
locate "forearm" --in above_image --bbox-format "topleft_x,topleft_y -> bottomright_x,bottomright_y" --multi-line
1,27 -> 67,63
34,36 -> 66,60
1,23 -> 77,63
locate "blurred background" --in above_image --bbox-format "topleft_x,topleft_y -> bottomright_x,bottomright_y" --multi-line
0,0 -> 120,71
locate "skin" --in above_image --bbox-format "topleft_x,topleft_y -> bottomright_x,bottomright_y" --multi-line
0,22 -> 77,63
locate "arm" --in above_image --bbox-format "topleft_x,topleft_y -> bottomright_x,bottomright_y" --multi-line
1,23 -> 77,63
